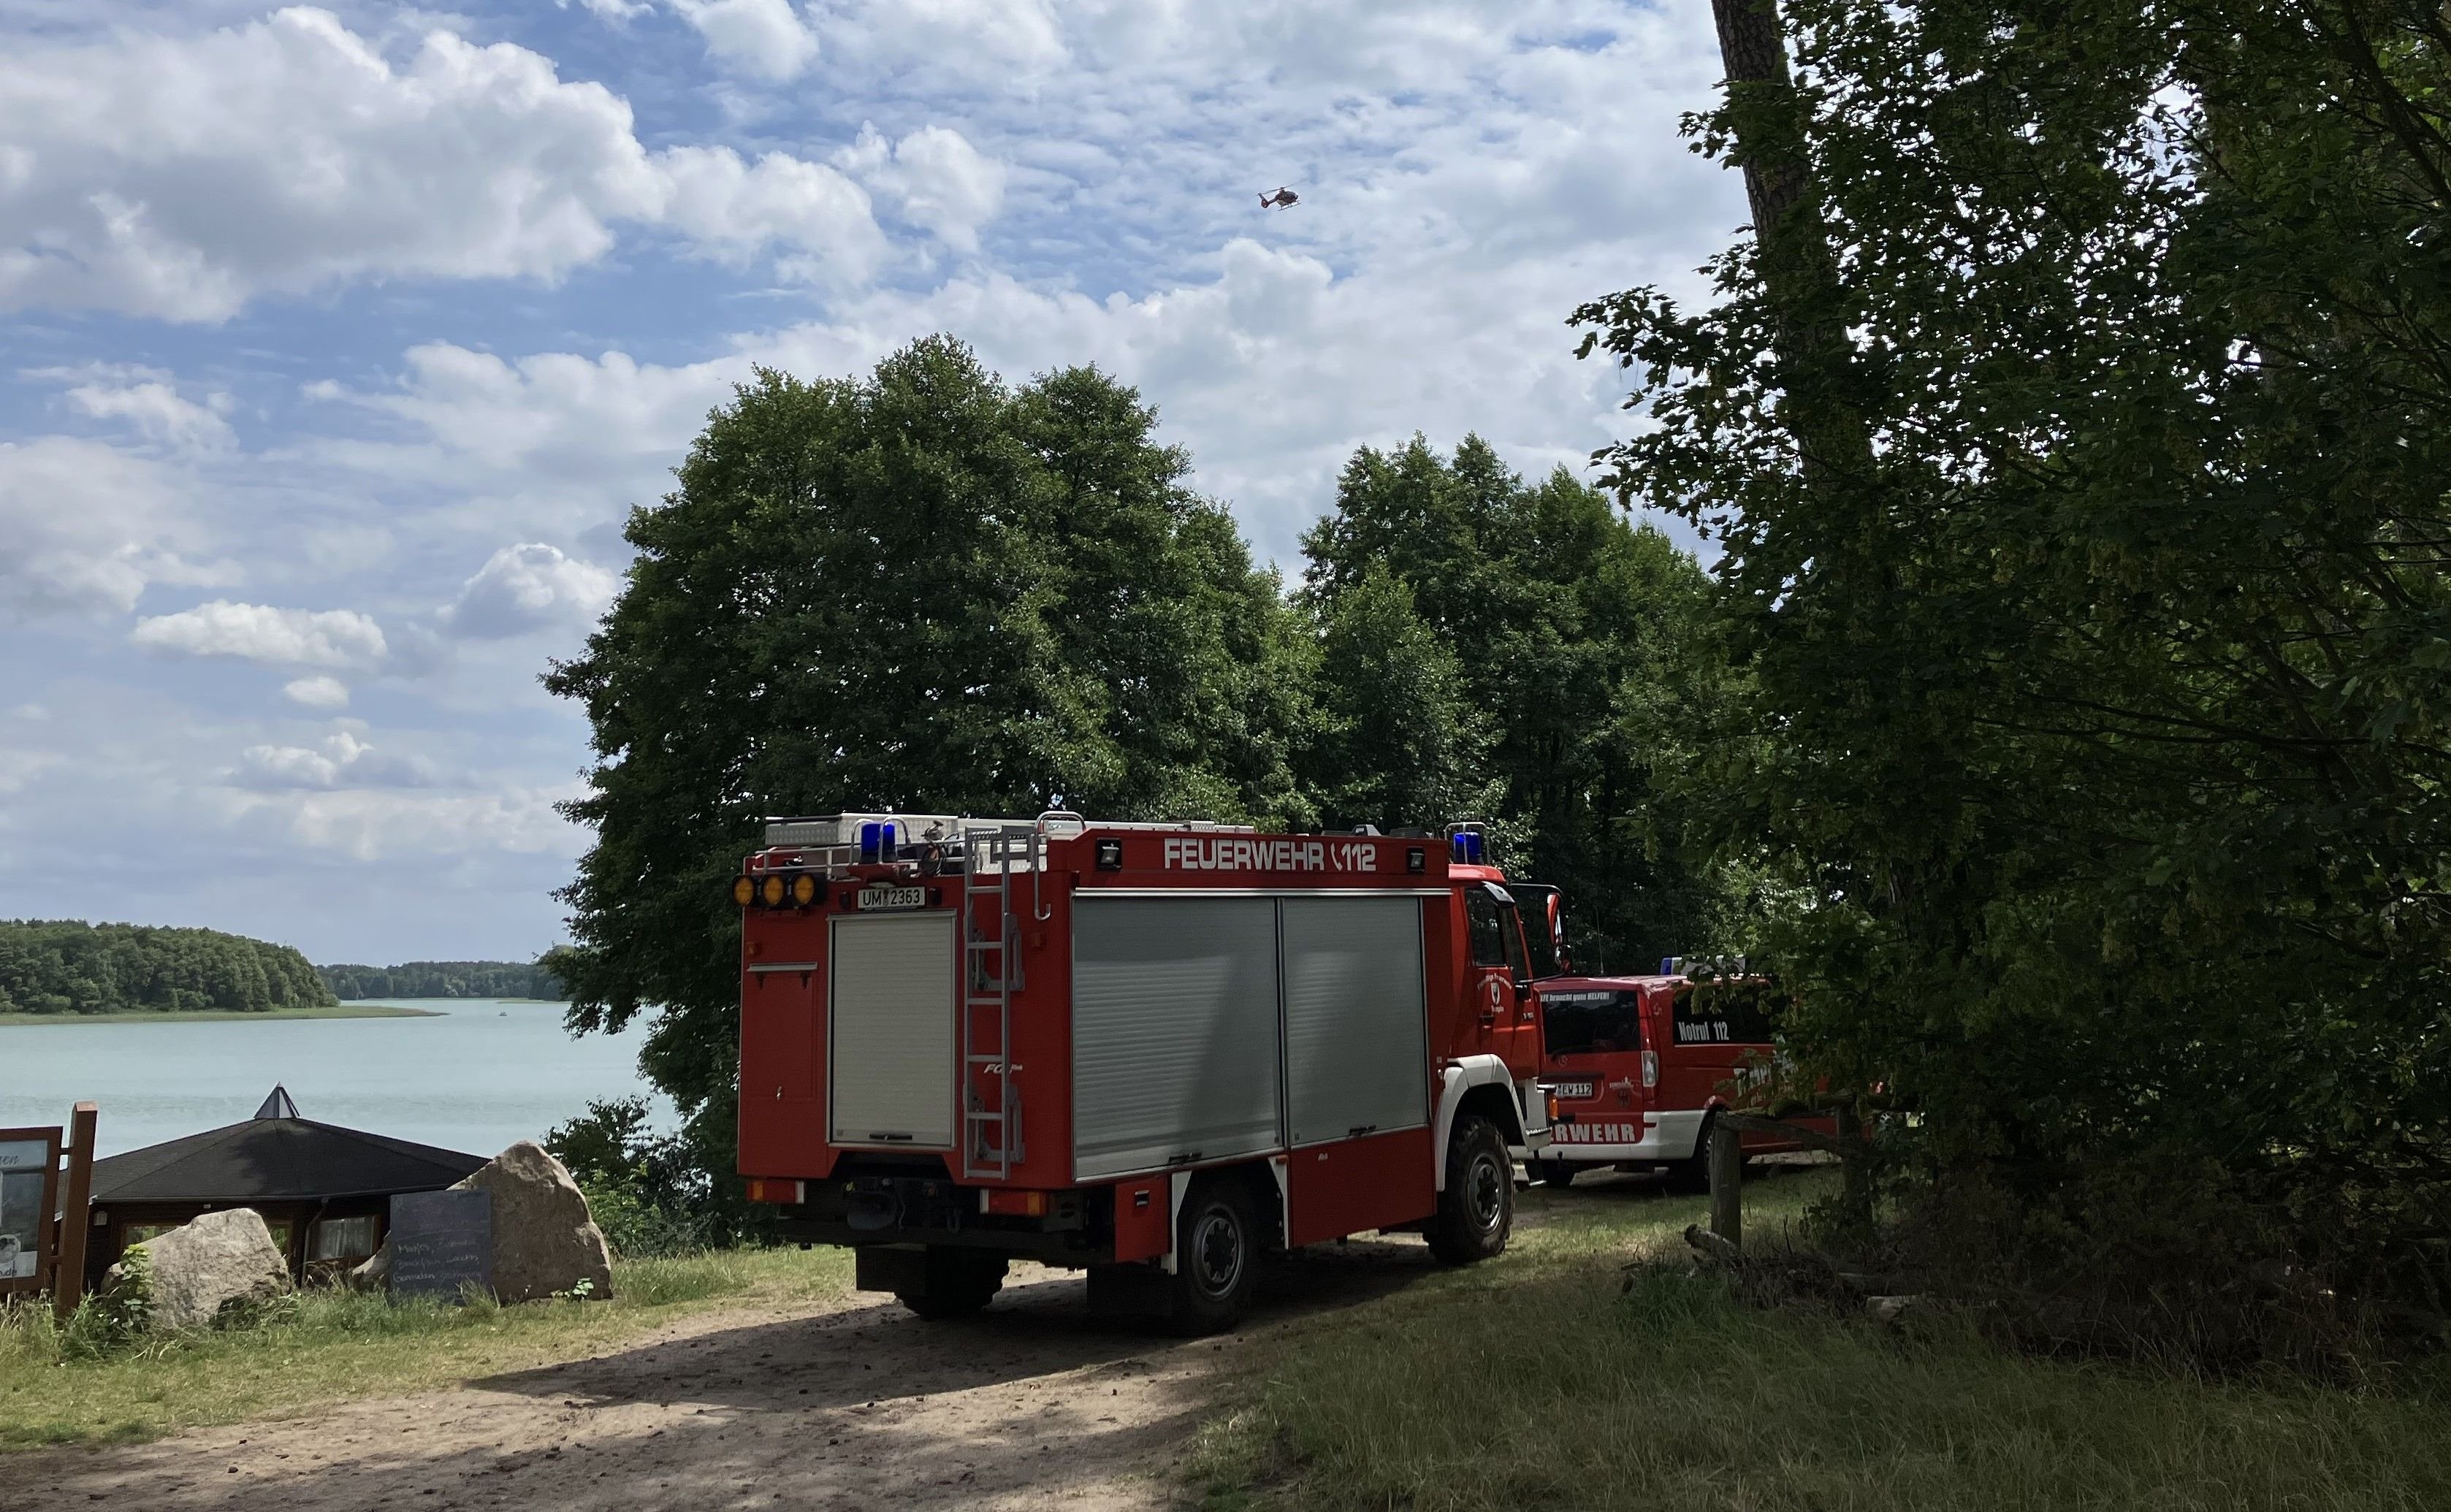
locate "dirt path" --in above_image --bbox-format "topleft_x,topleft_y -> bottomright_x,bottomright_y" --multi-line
5,1242 -> 1441,1512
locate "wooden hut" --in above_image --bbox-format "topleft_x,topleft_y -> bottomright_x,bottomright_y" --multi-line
84,1087 -> 485,1284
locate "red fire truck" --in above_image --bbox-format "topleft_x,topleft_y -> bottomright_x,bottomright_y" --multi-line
1525,954 -> 1811,1188
731,812 -> 1554,1332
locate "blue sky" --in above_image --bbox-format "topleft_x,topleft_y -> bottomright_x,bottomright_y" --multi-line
0,0 -> 1740,965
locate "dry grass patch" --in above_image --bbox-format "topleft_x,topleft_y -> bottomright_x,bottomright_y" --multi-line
0,1245 -> 850,1451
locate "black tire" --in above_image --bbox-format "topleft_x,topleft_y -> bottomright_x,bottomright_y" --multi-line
895,1248 -> 1006,1321
1168,1178 -> 1261,1335
1665,1112 -> 1716,1195
1427,1114 -> 1514,1264
1536,1159 -> 1578,1189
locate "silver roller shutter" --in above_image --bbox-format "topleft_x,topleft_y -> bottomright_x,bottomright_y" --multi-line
1281,896 -> 1429,1146
829,912 -> 957,1149
1072,896 -> 1282,1180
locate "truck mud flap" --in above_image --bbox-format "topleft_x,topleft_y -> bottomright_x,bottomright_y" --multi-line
854,1245 -> 930,1295
1087,1261 -> 1173,1319
855,1245 -> 1008,1301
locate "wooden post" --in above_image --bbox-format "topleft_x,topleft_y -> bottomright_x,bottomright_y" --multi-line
1707,1118 -> 1744,1254
53,1103 -> 97,1320
1835,1102 -> 1872,1234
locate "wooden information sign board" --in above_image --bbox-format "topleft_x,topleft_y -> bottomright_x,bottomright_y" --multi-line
0,1103 -> 97,1316
388,1188 -> 494,1302
0,1128 -> 58,1297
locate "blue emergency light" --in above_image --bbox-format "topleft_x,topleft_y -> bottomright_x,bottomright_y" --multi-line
1449,831 -> 1484,864
857,820 -> 900,863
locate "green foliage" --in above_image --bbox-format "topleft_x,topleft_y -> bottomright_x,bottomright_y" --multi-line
1303,564 -> 1498,836
1300,435 -> 1745,968
0,920 -> 332,1016
316,960 -> 565,1001
86,1245 -> 152,1352
1574,0 -> 2451,1337
546,1097 -> 713,1257
545,337 -> 1311,1164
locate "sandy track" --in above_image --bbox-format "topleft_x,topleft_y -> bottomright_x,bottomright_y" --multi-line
5,1242 -> 1441,1512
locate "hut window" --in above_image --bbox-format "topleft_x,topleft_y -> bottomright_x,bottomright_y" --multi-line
123,1221 -> 184,1247
310,1215 -> 377,1261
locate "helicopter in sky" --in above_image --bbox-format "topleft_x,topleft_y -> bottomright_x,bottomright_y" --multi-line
1257,186 -> 1300,210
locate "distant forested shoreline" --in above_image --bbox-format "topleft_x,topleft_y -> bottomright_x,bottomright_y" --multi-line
316,960 -> 568,1001
0,920 -> 335,1015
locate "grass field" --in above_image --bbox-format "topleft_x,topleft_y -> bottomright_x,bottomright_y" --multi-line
0,1004 -> 440,1027
1194,1168 -> 2451,1512
0,1246 -> 852,1451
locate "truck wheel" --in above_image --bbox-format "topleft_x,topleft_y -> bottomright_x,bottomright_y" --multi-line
1427,1115 -> 1514,1264
1665,1113 -> 1716,1195
896,1249 -> 1006,1321
1536,1159 -> 1577,1188
1168,1178 -> 1260,1336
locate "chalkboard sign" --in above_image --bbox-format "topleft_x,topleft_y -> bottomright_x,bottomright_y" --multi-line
389,1189 -> 493,1302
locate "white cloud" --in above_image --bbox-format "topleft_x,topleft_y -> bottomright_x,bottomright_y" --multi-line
49,367 -> 241,453
812,0 -> 1066,83
279,788 -> 579,863
672,0 -> 820,81
132,601 -> 389,671
0,7 -> 885,321
441,543 -> 618,640
282,675 -> 351,710
0,436 -> 222,616
235,729 -> 435,790
837,125 -> 1007,253
657,146 -> 885,278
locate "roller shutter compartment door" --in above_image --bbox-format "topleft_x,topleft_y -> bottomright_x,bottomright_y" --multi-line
1072,897 -> 1282,1181
829,912 -> 957,1149
1281,896 -> 1430,1147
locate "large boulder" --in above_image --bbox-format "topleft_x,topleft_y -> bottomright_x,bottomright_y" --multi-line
452,1141 -> 614,1302
122,1208 -> 291,1331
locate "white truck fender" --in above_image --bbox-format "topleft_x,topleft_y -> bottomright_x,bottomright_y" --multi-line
1432,1055 -> 1523,1191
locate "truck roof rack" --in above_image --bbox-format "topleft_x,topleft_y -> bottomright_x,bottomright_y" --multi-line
754,811 -> 1261,879
759,812 -> 1259,849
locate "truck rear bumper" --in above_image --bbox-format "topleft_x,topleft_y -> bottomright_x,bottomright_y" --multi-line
1541,1108 -> 1701,1163
774,1214 -> 1113,1267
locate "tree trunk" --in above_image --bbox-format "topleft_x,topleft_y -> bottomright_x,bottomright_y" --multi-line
1708,0 -> 1873,484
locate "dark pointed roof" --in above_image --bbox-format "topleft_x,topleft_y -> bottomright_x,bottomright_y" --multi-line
90,1087 -> 485,1204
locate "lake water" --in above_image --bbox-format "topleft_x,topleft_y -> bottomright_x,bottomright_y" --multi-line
0,1000 -> 674,1159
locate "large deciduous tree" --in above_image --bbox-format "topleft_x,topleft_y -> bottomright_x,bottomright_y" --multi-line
546,338 -> 1308,1176
1578,0 -> 2451,1348
1300,436 -> 1737,970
